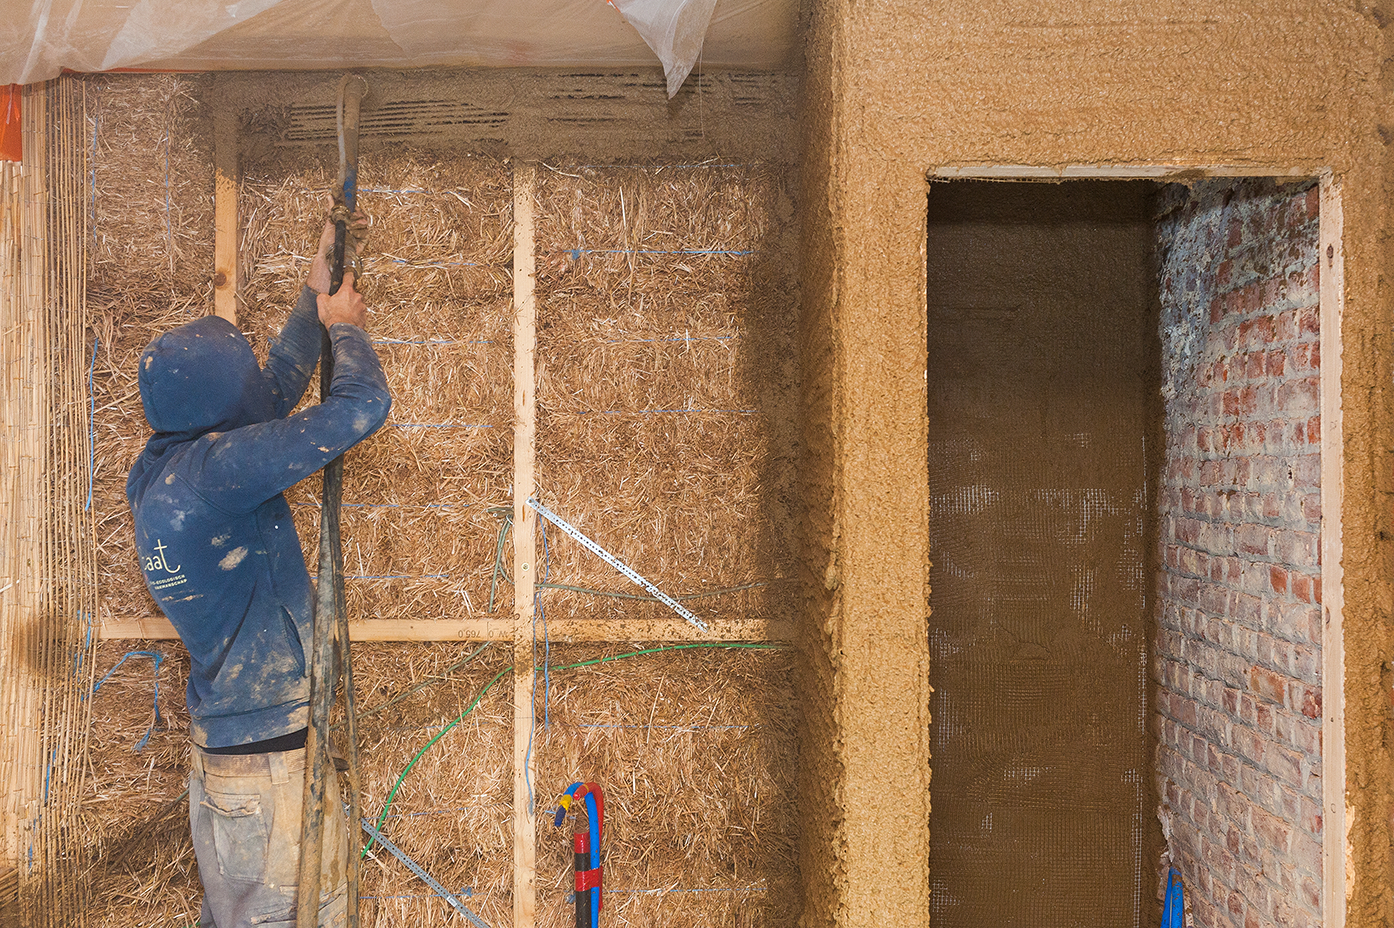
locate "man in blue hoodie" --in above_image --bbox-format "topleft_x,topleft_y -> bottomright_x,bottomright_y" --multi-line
127,216 -> 389,928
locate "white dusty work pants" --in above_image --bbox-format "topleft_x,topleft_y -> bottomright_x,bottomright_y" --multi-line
190,745 -> 348,928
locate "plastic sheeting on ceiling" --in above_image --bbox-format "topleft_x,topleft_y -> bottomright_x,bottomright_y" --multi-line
3,0 -> 797,96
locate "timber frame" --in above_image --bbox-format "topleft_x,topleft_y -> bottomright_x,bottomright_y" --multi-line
100,145 -> 791,927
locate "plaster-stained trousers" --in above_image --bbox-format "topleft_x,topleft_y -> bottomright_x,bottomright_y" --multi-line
190,745 -> 348,928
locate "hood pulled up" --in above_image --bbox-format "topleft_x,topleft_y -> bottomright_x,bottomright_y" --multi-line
137,315 -> 276,439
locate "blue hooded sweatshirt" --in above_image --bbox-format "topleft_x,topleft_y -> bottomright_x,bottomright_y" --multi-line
126,287 -> 391,749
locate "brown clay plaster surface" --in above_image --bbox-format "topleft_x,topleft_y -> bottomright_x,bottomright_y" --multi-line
801,0 -> 1391,925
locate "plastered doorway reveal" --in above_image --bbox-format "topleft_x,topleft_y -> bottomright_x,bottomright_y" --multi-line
926,176 -> 1327,928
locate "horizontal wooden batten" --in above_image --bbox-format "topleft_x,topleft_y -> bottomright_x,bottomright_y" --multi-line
99,616 -> 792,642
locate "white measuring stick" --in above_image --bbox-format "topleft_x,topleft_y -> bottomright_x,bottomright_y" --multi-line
358,813 -> 492,928
526,497 -> 708,632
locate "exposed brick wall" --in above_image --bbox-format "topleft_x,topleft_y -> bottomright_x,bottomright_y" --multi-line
1154,178 -> 1323,928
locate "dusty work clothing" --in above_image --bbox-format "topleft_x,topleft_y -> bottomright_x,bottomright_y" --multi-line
127,286 -> 391,749
191,744 -> 348,928
127,287 -> 388,927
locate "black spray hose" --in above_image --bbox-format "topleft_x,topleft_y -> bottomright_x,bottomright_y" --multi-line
297,72 -> 366,928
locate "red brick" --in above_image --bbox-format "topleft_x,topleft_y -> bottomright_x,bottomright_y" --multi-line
1249,665 -> 1287,704
1289,830 -> 1321,874
1288,645 -> 1318,682
1226,890 -> 1247,925
1269,565 -> 1288,596
1277,377 -> 1319,416
1297,306 -> 1319,337
1297,795 -> 1322,835
1252,315 -> 1275,347
1239,385 -> 1260,416
1238,525 -> 1270,556
1275,308 -> 1299,342
1297,685 -> 1320,720
1293,454 -> 1319,487
1266,746 -> 1304,789
1252,806 -> 1293,853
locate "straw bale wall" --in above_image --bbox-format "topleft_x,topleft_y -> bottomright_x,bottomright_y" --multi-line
76,73 -> 804,928
533,161 -> 798,627
236,147 -> 515,623
533,645 -> 799,927
88,74 -> 215,629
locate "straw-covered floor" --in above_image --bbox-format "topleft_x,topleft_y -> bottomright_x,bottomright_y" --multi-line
533,162 -> 797,627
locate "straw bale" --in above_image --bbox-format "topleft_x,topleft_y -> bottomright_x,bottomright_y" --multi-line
534,412 -> 781,623
533,163 -> 795,625
81,640 -> 197,928
350,642 -> 514,927
87,73 -> 217,628
535,162 -> 774,259
237,149 -> 517,622
238,150 -> 514,349
86,73 -> 214,303
533,644 -> 800,928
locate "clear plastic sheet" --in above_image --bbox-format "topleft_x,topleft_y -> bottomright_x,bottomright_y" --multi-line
611,0 -> 720,97
3,0 -> 794,91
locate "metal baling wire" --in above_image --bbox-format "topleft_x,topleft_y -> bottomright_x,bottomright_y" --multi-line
162,98 -> 172,268
541,517 -> 552,726
562,247 -> 752,259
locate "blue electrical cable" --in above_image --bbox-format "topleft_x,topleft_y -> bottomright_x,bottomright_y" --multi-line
585,789 -> 600,927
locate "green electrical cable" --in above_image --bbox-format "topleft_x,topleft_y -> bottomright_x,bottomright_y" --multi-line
365,665 -> 510,853
365,641 -> 785,853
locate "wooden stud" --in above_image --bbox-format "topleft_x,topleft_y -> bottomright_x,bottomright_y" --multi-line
512,160 -> 538,928
1318,172 -> 1347,928
213,107 -> 237,323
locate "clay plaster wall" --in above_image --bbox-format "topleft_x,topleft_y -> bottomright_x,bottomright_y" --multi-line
798,1 -> 1389,926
